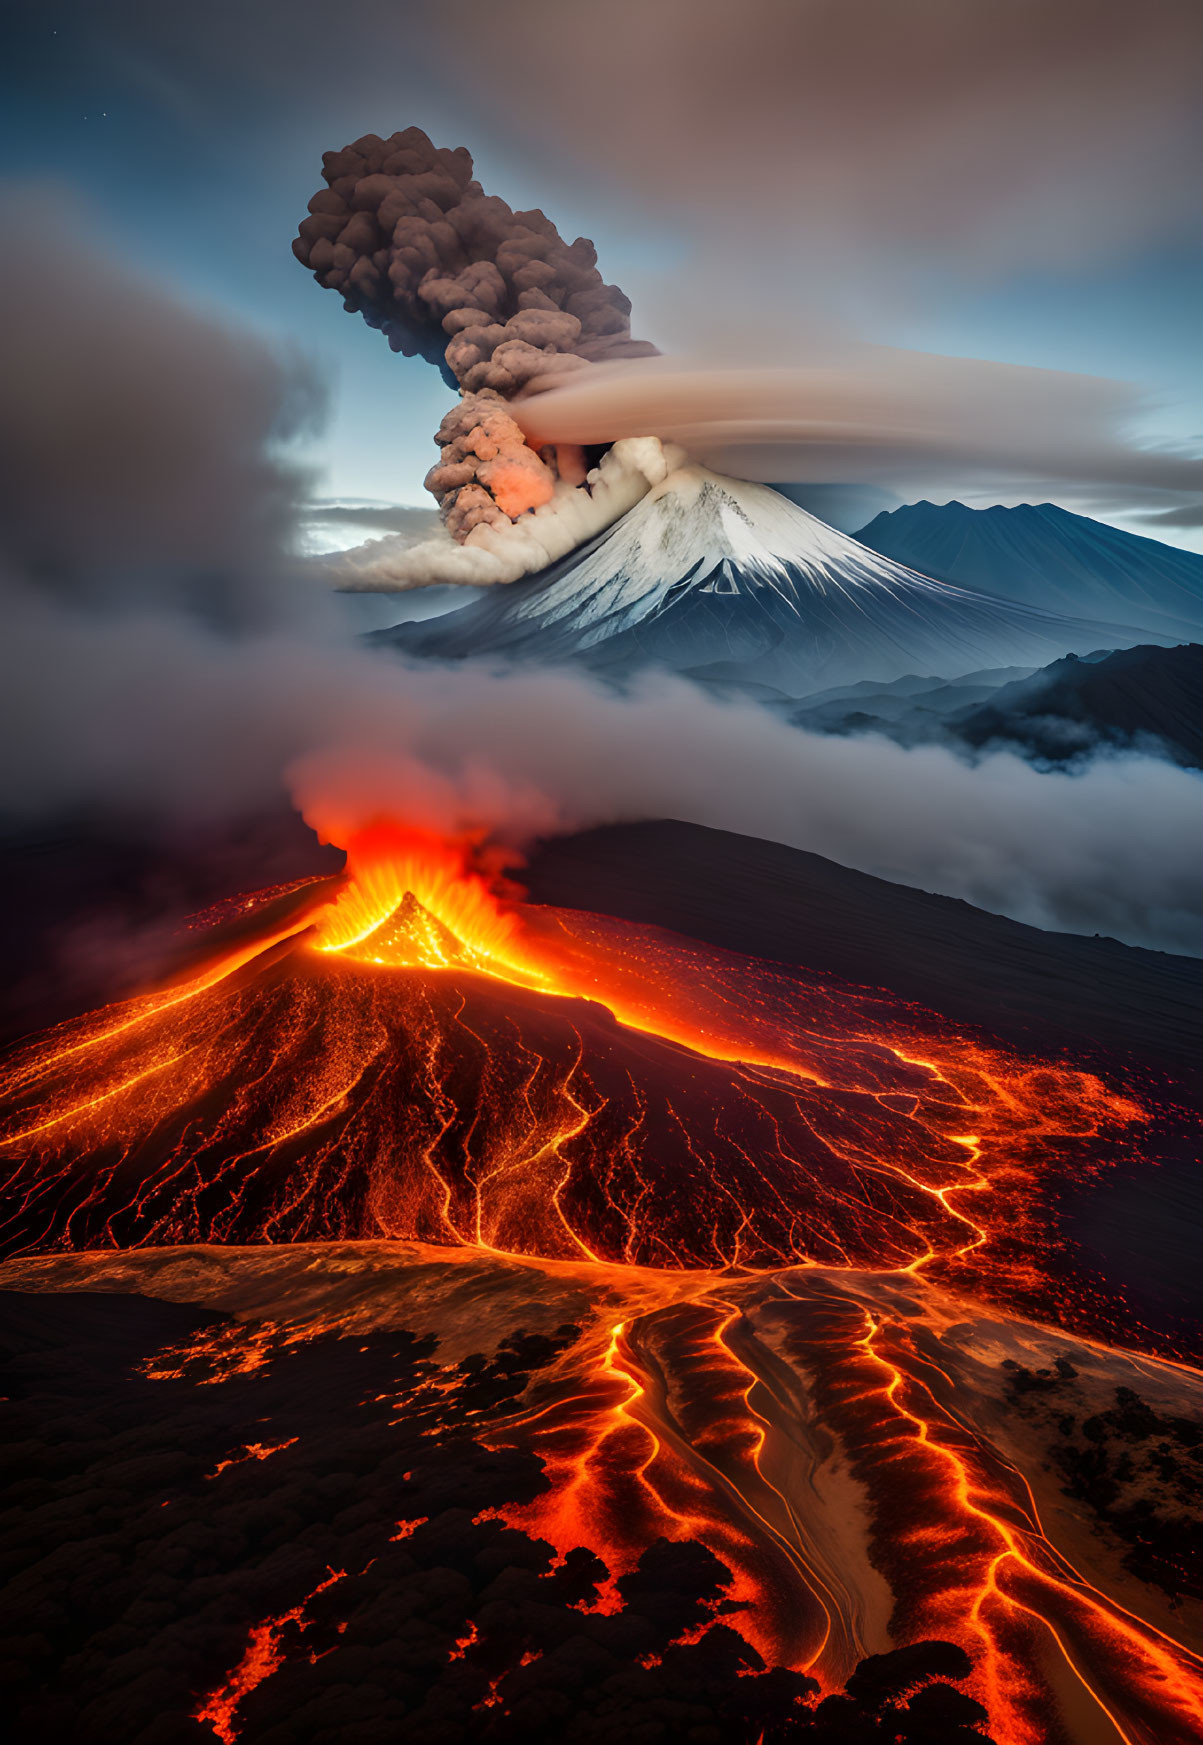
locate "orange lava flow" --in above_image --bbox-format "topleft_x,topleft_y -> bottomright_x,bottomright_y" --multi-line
320,823 -> 1146,1296
0,819 -> 1146,1305
0,820 -> 1138,1312
192,1565 -> 346,1744
454,1266 -> 1203,1742
764,1279 -> 1203,1745
481,1299 -> 854,1677
206,1438 -> 298,1479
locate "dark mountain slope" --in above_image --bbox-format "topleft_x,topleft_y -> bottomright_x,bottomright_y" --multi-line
951,642 -> 1203,766
523,819 -> 1203,1089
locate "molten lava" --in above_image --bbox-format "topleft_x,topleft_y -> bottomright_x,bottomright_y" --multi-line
193,1566 -> 348,1744
313,823 -> 539,981
0,817 -> 1143,1309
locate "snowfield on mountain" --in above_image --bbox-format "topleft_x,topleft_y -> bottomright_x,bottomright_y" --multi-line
381,467 -> 1155,692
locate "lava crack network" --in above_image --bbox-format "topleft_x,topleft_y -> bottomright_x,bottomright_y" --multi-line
0,822 -> 1139,1311
4,823 -> 1199,1745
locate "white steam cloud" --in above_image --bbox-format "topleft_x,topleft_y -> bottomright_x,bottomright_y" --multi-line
334,437 -> 683,588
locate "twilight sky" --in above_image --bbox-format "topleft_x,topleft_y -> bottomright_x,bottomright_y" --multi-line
4,0 -> 1201,548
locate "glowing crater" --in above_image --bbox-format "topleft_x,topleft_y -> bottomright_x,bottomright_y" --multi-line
312,821 -> 547,988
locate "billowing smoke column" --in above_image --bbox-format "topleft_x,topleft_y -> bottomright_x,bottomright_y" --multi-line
293,126 -> 658,542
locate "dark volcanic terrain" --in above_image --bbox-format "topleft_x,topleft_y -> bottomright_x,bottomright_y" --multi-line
524,820 -> 1203,1088
4,1244 -> 1202,1745
949,642 -> 1203,767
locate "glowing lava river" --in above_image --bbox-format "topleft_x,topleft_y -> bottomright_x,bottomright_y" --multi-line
1,822 -> 1201,1744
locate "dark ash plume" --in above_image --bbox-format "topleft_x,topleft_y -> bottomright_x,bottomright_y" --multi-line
293,126 -> 656,536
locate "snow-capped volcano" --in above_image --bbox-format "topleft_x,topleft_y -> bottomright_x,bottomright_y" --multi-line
378,467 -> 1157,692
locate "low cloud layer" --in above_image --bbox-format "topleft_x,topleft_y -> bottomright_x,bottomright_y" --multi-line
284,672 -> 1203,957
6,593 -> 1203,956
304,501 -> 440,539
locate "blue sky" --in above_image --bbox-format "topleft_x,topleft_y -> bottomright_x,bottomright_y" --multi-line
4,2 -> 1200,547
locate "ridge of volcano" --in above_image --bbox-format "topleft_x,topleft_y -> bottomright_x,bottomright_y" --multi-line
377,466 -> 1158,691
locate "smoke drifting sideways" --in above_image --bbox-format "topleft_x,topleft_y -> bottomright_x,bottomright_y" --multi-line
283,684 -> 1203,959
5,210 -> 1203,963
293,126 -> 672,584
514,350 -> 1203,524
1,199 -> 322,632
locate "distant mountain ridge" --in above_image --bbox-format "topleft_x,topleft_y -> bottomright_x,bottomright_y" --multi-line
776,642 -> 1203,772
378,467 -> 1148,693
856,500 -> 1203,640
951,642 -> 1203,767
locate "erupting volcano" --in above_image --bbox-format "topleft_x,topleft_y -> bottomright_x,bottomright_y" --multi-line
0,821 -> 1145,1289
5,83 -> 1203,1745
